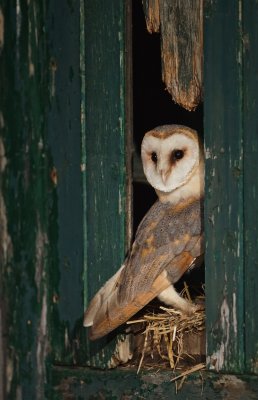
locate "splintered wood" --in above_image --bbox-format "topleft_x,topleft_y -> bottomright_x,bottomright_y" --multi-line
142,0 -> 203,111
127,283 -> 205,376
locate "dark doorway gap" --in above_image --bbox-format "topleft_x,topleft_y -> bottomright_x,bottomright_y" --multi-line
132,0 -> 204,289
132,0 -> 203,231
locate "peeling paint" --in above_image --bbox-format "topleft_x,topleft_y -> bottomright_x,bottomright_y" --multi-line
38,138 -> 44,150
36,291 -> 48,400
16,0 -> 21,41
29,61 -> 35,77
34,220 -> 49,400
205,147 -> 211,159
28,18 -> 35,77
108,335 -> 133,368
0,112 -> 4,129
207,344 -> 225,371
65,328 -> 69,350
118,189 -> 123,215
33,3 -> 38,47
232,293 -> 237,336
0,137 -> 7,172
6,355 -> 14,394
0,139 -> 13,262
208,298 -> 231,371
221,298 -> 230,346
50,166 -> 58,186
35,221 -> 48,300
16,385 -> 22,400
50,58 -> 57,98
0,134 -> 12,400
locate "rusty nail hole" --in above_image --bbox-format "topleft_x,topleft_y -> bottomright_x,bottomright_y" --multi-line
50,167 -> 58,185
53,294 -> 59,304
50,58 -> 57,71
211,358 -> 217,366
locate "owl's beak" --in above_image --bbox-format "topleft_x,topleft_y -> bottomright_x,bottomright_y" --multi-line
161,169 -> 169,184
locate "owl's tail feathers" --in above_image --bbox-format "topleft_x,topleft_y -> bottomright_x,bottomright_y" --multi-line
84,269 -> 171,341
83,264 -> 125,328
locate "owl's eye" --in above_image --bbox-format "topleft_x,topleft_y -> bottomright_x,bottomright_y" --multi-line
151,152 -> 158,163
172,149 -> 184,161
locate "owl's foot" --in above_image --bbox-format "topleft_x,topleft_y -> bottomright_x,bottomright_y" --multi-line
157,284 -> 204,315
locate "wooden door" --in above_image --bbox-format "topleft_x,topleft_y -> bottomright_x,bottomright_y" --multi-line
1,1 -> 258,399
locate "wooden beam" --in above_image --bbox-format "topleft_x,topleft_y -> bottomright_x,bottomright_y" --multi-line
83,0 -> 127,367
243,0 -> 258,374
142,0 -> 203,111
204,0 -> 244,373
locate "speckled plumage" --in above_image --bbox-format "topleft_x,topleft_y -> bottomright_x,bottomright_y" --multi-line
84,125 -> 204,340
118,198 -> 203,304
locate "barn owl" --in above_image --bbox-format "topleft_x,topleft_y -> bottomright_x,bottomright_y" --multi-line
84,125 -> 204,340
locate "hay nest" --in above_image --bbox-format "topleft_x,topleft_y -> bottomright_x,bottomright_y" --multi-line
127,283 -> 205,379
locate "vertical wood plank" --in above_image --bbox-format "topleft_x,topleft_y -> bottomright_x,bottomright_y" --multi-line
0,1 -> 53,397
142,0 -> 160,33
159,0 -> 203,111
204,0 -> 245,372
46,0 -> 88,366
84,0 -> 127,367
242,0 -> 258,374
142,0 -> 203,111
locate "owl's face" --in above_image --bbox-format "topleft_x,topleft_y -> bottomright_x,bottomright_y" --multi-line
141,125 -> 202,194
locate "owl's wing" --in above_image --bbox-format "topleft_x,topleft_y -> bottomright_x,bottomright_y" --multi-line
84,198 -> 203,340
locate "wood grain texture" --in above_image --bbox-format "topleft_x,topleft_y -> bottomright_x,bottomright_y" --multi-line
0,0 -> 128,393
204,0 -> 244,373
142,0 -> 203,111
142,0 -> 160,33
83,0 -> 127,366
0,1 -> 52,398
243,0 -> 258,374
47,0 -> 87,367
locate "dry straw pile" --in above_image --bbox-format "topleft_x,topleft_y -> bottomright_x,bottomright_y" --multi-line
127,283 -> 206,382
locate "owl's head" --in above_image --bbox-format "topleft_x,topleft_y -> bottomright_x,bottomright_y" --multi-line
141,125 -> 204,198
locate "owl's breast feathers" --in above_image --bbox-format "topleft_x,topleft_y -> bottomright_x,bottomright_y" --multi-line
84,197 -> 204,340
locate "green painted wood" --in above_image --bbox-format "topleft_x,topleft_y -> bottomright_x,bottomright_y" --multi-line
242,0 -> 258,374
46,0 -> 88,366
204,1 -> 245,373
83,0 -> 127,367
51,366 -> 258,399
0,1 -> 53,398
2,2 -> 258,399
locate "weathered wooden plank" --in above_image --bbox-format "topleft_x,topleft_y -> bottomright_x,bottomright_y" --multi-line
83,0 -> 127,367
242,0 -> 258,374
142,0 -> 160,33
0,1 -> 52,398
204,1 -> 244,372
142,0 -> 203,111
46,0 -> 87,366
51,366 -> 258,400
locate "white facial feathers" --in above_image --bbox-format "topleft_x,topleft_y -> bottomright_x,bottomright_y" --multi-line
141,126 -> 203,201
